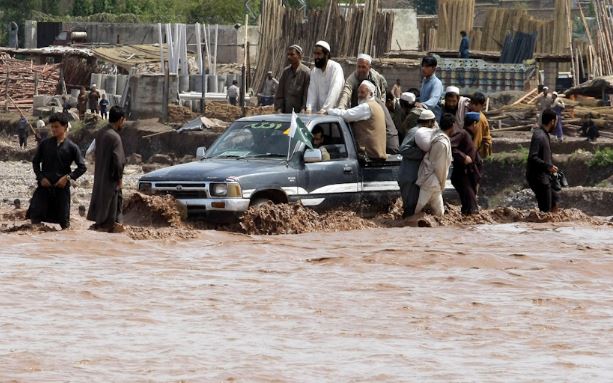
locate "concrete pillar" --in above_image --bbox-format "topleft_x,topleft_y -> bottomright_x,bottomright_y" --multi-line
24,20 -> 37,49
104,74 -> 117,95
116,74 -> 128,96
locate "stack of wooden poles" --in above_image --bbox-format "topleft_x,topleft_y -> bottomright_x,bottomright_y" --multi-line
577,0 -> 613,77
436,0 -> 475,50
253,0 -> 394,94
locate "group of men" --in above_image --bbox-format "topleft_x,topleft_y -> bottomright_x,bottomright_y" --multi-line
26,106 -> 127,232
266,42 -> 493,217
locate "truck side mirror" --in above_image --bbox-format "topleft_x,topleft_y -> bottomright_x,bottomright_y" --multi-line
196,146 -> 206,160
303,148 -> 322,163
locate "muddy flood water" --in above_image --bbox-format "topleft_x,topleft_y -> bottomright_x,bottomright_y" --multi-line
1,222 -> 613,382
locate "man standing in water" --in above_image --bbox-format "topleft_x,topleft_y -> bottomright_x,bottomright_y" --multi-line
397,109 -> 436,218
26,113 -> 87,229
415,113 -> 454,217
526,109 -> 560,212
87,106 -> 127,233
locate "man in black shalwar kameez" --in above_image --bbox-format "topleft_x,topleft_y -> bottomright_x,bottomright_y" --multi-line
87,106 -> 127,233
26,113 -> 87,229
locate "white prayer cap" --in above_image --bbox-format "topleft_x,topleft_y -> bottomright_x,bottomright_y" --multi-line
91,84 -> 97,88
360,80 -> 376,95
400,92 -> 416,103
357,53 -> 372,64
315,40 -> 331,53
418,109 -> 436,121
543,86 -> 549,90
552,91 -> 558,96
445,86 -> 460,95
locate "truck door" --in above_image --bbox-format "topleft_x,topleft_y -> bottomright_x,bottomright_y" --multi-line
360,155 -> 402,215
297,121 -> 360,211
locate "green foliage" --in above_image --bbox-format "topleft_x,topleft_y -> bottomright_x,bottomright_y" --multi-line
189,0 -> 261,24
485,146 -> 528,166
588,148 -> 613,168
73,0 -> 94,16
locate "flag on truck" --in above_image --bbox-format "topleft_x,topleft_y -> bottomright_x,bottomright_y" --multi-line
285,111 -> 313,160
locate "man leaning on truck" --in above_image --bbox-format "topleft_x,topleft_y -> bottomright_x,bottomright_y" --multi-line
327,80 -> 387,160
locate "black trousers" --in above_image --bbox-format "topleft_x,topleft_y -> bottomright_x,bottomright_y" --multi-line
27,185 -> 71,229
451,172 -> 479,215
18,134 -> 27,148
529,181 -> 560,212
99,189 -> 123,228
400,182 -> 420,217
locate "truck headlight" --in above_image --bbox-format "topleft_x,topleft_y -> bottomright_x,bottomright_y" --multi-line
210,182 -> 241,197
139,182 -> 152,194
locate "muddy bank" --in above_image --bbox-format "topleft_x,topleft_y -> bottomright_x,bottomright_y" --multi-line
481,150 -> 612,197
69,119 -> 221,162
492,134 -> 613,154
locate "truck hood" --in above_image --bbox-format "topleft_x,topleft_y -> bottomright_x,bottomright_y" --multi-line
139,158 -> 289,182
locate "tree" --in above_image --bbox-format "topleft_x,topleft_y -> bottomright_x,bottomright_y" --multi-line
72,0 -> 94,16
189,0 -> 261,24
93,0 -> 112,14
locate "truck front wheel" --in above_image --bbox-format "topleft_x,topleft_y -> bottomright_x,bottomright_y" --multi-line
250,198 -> 274,207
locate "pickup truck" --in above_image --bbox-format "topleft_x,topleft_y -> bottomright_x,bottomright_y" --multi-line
138,114 -> 431,221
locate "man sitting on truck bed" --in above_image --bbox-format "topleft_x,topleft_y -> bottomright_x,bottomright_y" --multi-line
326,80 -> 387,160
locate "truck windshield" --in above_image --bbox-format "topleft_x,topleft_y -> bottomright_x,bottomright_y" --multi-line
205,121 -> 292,159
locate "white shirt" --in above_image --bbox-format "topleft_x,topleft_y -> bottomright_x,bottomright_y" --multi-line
327,99 -> 373,122
36,120 -> 45,129
306,59 -> 345,113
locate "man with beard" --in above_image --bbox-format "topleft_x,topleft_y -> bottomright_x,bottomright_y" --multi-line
526,109 -> 560,212
337,53 -> 387,109
306,41 -> 345,114
275,44 -> 310,113
397,109 -> 436,218
442,86 -> 470,129
26,113 -> 87,229
87,106 -> 127,233
327,81 -> 387,160
416,55 -> 444,121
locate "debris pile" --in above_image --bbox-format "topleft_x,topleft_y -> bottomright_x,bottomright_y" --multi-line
240,202 -> 376,235
168,104 -> 195,123
486,88 -> 613,138
122,192 -> 186,228
0,53 -> 60,111
204,102 -> 275,122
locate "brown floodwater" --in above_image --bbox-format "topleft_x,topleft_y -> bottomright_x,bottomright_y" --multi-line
1,223 -> 613,382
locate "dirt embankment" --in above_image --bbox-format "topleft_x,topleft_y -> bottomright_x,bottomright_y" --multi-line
2,192 -> 609,239
122,194 -> 609,237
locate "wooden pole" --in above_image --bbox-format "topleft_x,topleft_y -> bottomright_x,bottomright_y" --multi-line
4,69 -> 9,112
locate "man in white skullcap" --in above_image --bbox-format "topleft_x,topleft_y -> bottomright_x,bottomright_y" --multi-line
337,53 -> 388,109
327,80 -> 387,160
275,44 -> 310,113
306,41 -> 345,114
397,91 -> 424,141
442,85 -> 470,129
397,108 -> 436,217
